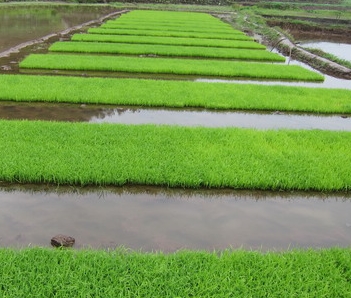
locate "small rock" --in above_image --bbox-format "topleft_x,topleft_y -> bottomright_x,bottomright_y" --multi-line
51,234 -> 75,248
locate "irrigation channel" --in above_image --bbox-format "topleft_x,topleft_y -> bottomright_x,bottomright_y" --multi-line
0,6 -> 351,251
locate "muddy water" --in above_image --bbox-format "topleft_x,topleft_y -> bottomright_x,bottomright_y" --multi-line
1,101 -> 351,130
0,5 -> 115,53
1,186 -> 350,251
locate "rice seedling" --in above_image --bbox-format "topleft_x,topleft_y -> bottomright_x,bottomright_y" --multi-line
87,27 -> 254,41
100,23 -> 239,35
19,54 -> 323,81
0,247 -> 351,297
48,41 -> 283,61
0,75 -> 349,113
0,119 -> 350,191
71,33 -> 265,49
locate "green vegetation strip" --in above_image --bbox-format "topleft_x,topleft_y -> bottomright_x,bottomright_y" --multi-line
49,41 -> 282,61
88,27 -> 253,41
20,54 -> 322,81
101,23 -> 240,35
71,33 -> 265,49
1,247 -> 351,297
1,75 -> 346,113
1,119 -> 351,190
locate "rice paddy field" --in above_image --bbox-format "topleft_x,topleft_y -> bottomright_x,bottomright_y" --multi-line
1,7 -> 351,297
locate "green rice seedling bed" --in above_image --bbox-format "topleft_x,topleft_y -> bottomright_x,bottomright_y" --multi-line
71,33 -> 266,49
49,41 -> 283,61
20,54 -> 323,82
118,9 -> 224,23
0,75 -> 349,113
87,28 -> 253,41
100,23 -> 240,35
108,19 -> 233,30
1,120 -> 351,190
1,247 -> 350,297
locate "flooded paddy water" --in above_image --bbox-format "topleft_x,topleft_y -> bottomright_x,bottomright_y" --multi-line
1,185 -> 351,251
0,6 -> 351,251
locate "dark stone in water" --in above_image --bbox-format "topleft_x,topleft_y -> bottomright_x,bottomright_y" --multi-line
51,234 -> 75,248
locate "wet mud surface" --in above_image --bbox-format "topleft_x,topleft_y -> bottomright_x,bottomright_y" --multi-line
1,185 -> 351,251
2,101 -> 351,131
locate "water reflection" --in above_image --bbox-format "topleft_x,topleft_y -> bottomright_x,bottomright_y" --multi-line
0,185 -> 350,251
0,5 -> 115,53
1,101 -> 351,130
300,41 -> 351,62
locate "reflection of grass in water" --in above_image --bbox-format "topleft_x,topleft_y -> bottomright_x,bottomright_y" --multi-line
49,41 -> 283,61
1,75 -> 350,113
305,47 -> 351,69
0,247 -> 351,296
20,54 -> 324,81
1,119 -> 351,191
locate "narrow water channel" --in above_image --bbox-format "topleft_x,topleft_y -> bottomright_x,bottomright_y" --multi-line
1,101 -> 350,130
1,186 -> 350,251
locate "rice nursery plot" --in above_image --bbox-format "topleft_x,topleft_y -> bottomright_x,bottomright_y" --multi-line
100,23 -> 239,35
1,247 -> 351,297
20,54 -> 324,81
117,9 -> 224,23
1,75 -> 349,113
87,28 -> 253,41
1,119 -> 351,191
71,33 -> 265,49
49,41 -> 283,61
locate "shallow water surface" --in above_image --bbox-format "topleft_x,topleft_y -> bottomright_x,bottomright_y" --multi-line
0,5 -> 115,53
1,101 -> 351,130
0,186 -> 350,251
301,41 -> 351,62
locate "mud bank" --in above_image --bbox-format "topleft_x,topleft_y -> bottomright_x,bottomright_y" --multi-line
272,34 -> 351,79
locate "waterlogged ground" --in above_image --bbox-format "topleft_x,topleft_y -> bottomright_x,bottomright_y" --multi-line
1,186 -> 351,251
0,5 -> 116,53
1,7 -> 351,250
1,101 -> 351,131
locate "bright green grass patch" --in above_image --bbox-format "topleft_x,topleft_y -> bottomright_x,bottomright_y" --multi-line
87,27 -> 254,41
49,41 -> 283,61
118,9 -> 224,23
20,54 -> 323,81
100,23 -> 240,35
71,33 -> 266,49
0,75 -> 349,113
108,19 -> 234,30
1,247 -> 351,297
1,120 -> 351,190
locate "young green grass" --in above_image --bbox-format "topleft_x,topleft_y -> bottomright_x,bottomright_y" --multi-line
0,75 -> 349,113
100,23 -> 240,35
87,27 -> 254,41
1,120 -> 351,191
71,33 -> 266,49
48,41 -> 283,61
0,247 -> 351,297
19,54 -> 323,81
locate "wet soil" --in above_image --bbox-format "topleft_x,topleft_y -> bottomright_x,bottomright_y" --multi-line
2,101 -> 351,131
